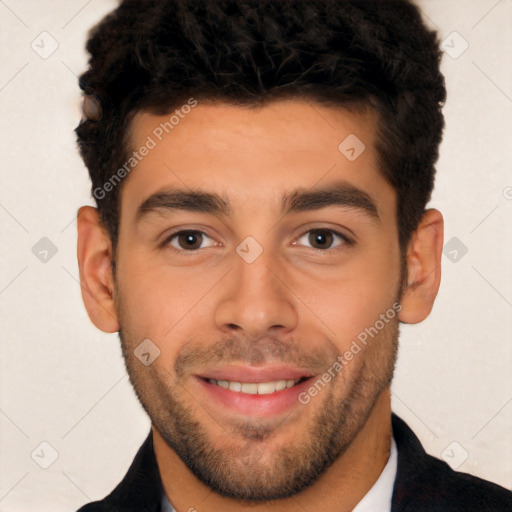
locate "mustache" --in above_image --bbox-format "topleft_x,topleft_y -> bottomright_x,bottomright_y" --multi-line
174,335 -> 339,378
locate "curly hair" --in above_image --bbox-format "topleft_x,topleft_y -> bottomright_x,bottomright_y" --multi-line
76,0 -> 446,254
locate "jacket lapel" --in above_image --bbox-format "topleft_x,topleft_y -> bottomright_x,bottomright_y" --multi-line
390,413 -> 437,511
97,431 -> 163,511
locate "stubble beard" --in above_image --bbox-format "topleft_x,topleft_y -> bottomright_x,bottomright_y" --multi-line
118,314 -> 400,502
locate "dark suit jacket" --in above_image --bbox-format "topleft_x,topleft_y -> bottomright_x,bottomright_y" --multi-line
77,413 -> 512,511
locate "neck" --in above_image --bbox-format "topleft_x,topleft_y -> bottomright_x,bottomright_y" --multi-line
153,388 -> 392,512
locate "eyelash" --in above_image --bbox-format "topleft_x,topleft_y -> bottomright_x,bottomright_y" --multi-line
162,228 -> 353,253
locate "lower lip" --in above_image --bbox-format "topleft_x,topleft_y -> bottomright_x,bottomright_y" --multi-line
195,377 -> 313,418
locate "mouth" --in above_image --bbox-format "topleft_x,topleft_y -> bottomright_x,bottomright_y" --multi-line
194,366 -> 315,418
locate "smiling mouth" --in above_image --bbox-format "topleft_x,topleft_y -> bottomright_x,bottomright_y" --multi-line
196,369 -> 315,417
205,377 -> 310,395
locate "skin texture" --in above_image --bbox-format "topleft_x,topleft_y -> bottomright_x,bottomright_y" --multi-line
77,99 -> 444,511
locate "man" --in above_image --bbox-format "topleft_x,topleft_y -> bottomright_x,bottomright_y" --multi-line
74,0 -> 512,510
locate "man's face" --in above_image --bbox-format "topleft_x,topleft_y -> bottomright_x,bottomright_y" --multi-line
114,99 -> 403,500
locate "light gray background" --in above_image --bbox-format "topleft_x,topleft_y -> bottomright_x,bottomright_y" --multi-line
1,1 -> 511,510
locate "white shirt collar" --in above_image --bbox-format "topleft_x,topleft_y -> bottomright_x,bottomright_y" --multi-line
352,435 -> 398,512
161,435 -> 398,512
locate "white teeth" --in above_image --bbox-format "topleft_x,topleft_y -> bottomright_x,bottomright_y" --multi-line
229,381 -> 242,392
275,379 -> 287,391
257,381 -> 276,395
217,380 -> 229,389
208,378 -> 301,394
241,383 -> 258,394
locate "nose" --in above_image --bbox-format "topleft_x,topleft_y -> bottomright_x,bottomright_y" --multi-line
214,247 -> 299,341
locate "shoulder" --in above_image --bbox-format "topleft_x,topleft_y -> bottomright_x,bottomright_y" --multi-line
408,449 -> 512,511
75,431 -> 163,512
76,502 -> 111,512
391,413 -> 512,512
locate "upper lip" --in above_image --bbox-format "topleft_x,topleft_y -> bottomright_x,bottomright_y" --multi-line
197,365 -> 314,383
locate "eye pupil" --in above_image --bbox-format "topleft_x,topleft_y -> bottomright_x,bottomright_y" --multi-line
309,230 -> 333,249
179,231 -> 202,250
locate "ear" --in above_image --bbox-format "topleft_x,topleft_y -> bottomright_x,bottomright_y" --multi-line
399,208 -> 444,324
76,206 -> 120,333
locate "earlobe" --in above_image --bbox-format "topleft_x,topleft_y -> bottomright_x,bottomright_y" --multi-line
77,206 -> 120,333
398,208 -> 444,324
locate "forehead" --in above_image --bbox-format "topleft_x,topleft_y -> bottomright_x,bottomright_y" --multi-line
121,99 -> 395,220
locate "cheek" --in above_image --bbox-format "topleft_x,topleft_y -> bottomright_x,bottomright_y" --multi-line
115,251 -> 222,346
292,247 -> 401,348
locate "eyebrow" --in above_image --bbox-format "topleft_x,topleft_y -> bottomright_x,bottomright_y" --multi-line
135,180 -> 380,223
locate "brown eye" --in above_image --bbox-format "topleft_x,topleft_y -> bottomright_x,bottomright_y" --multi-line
168,230 -> 213,251
308,230 -> 334,249
295,229 -> 350,251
